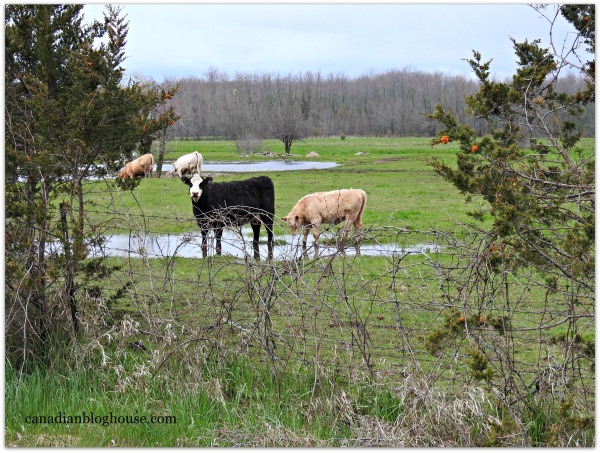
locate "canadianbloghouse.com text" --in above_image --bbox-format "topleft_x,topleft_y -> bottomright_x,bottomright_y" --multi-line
24,412 -> 176,427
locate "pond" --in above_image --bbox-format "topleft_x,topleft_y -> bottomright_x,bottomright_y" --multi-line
87,229 -> 443,261
160,160 -> 338,174
16,160 -> 338,183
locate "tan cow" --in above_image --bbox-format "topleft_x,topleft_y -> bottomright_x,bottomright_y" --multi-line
117,153 -> 154,179
282,189 -> 367,248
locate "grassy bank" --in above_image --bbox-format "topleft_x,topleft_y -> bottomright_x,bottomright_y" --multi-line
5,350 -> 511,447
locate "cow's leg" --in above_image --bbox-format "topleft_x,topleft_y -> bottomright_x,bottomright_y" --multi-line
251,222 -> 261,260
311,224 -> 321,245
311,224 -> 324,257
263,214 -> 274,260
353,216 -> 363,256
201,230 -> 208,258
195,215 -> 208,258
295,227 -> 306,258
344,218 -> 354,240
338,218 -> 354,249
302,226 -> 310,248
353,216 -> 363,242
215,228 -> 223,256
313,243 -> 320,260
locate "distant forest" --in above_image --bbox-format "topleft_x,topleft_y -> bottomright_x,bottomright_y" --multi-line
164,68 -> 595,141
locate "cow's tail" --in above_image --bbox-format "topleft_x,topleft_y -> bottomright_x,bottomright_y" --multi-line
356,190 -> 367,229
148,153 -> 154,177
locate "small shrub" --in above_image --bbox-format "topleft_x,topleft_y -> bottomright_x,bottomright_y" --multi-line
235,136 -> 262,157
467,348 -> 494,382
114,177 -> 142,191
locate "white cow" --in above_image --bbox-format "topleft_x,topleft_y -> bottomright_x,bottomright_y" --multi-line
169,151 -> 203,178
282,188 -> 367,248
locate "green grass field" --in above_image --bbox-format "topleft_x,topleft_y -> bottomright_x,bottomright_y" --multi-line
85,136 -> 487,236
6,137 -> 595,447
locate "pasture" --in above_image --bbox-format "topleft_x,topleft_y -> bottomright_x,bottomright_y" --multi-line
86,136 -> 481,235
6,137 -> 595,447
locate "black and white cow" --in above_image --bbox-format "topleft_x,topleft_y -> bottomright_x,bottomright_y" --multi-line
181,174 -> 275,259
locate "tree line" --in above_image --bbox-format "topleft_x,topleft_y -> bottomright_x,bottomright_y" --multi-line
165,68 -> 594,146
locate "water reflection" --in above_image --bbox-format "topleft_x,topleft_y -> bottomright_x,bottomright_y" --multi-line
88,229 -> 442,261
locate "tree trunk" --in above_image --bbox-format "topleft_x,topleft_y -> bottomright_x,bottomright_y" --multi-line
284,137 -> 292,155
156,125 -> 167,177
60,202 -> 79,336
33,178 -> 51,350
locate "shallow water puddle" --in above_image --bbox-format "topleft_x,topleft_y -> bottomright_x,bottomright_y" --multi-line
88,229 -> 442,260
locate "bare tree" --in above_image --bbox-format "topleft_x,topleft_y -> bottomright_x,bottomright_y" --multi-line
269,75 -> 307,154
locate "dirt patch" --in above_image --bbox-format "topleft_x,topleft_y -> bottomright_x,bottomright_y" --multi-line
254,152 -> 300,158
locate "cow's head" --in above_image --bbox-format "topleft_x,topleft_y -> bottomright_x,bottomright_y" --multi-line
281,214 -> 301,235
181,174 -> 212,203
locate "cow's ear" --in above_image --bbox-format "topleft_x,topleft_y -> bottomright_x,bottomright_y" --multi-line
201,176 -> 213,186
181,176 -> 192,187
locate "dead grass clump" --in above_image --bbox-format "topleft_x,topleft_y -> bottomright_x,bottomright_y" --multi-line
347,379 -> 494,447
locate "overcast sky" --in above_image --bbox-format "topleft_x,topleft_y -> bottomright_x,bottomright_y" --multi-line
82,3 -> 579,82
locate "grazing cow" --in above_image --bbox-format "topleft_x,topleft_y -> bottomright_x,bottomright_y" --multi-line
169,151 -> 203,178
117,153 -> 154,179
282,189 -> 367,249
181,174 -> 275,259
